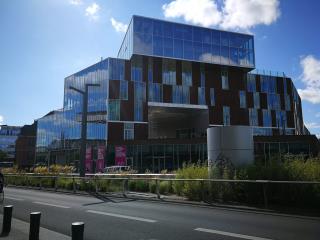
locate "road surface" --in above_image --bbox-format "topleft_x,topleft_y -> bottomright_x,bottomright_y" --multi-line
2,187 -> 319,240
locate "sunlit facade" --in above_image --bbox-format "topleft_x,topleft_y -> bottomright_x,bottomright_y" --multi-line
35,15 -> 308,172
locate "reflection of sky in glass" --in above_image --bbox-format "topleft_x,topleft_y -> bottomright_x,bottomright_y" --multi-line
118,16 -> 254,68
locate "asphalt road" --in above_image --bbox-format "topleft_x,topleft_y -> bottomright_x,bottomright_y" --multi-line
1,187 -> 320,240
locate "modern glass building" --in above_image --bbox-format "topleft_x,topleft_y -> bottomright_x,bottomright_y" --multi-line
35,15 -> 310,172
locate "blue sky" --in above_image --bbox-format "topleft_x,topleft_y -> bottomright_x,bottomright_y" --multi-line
0,0 -> 319,137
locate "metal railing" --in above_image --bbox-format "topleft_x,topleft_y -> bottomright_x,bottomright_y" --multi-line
4,174 -> 320,209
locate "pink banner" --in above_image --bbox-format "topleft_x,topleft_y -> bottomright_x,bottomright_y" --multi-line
96,145 -> 105,173
115,145 -> 126,166
85,147 -> 93,173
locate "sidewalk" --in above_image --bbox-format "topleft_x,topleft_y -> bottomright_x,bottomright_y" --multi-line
0,214 -> 70,240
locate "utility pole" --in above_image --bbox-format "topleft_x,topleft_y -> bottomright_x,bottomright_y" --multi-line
69,83 -> 100,177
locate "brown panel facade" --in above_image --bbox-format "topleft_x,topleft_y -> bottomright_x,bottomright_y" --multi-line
109,80 -> 120,99
231,108 -> 249,125
192,62 -> 200,87
209,106 -> 223,125
153,57 -> 162,83
260,93 -> 267,109
256,75 -> 261,92
108,122 -> 123,141
276,77 -> 284,94
163,84 -> 172,103
286,111 -> 295,128
120,100 -> 134,121
286,78 -> 292,95
258,109 -> 263,126
134,123 -> 148,140
271,110 -> 276,127
142,56 -> 148,82
247,92 -> 254,108
190,86 -> 198,104
176,60 -> 182,85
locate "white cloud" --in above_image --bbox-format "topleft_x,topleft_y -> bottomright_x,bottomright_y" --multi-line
69,0 -> 82,5
0,115 -> 3,125
220,0 -> 280,30
162,0 -> 280,31
162,0 -> 222,27
297,55 -> 320,104
85,3 -> 100,21
305,122 -> 320,129
110,17 -> 128,33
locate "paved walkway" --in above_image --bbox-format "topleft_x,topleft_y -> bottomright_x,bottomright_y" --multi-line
0,214 -> 70,240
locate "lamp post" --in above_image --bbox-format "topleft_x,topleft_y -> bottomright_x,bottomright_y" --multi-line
69,83 -> 100,177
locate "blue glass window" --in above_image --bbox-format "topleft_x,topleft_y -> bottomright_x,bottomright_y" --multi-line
202,44 -> 211,62
153,36 -> 163,56
174,39 -> 183,58
163,22 -> 173,38
148,83 -> 162,102
221,32 -> 229,46
109,59 -> 124,80
119,81 -> 128,100
182,61 -> 192,86
223,106 -> 230,126
221,69 -> 229,90
203,29 -> 212,44
134,82 -> 145,121
183,40 -> 193,60
193,42 -> 203,61
131,56 -> 143,82
268,94 -> 280,110
285,94 -> 291,111
153,20 -> 163,36
276,111 -> 287,129
230,47 -> 238,65
262,109 -> 272,127
210,88 -> 215,106
162,59 -> 176,85
239,91 -> 246,108
148,58 -> 153,83
173,85 -> 189,104
261,75 -> 277,93
249,108 -> 258,126
134,32 -> 152,55
193,27 -> 202,42
247,74 -> 256,92
174,24 -> 184,39
198,87 -> 206,105
124,122 -> 134,140
134,16 -> 152,34
108,100 -> 120,121
212,45 -> 220,63
163,37 -> 174,57
212,30 -> 220,45
221,46 -> 229,65
254,92 -> 260,109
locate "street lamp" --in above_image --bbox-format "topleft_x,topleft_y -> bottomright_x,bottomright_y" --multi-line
69,83 -> 100,177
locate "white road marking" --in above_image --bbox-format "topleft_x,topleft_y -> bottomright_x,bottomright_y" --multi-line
5,196 -> 24,201
195,228 -> 273,240
86,210 -> 157,223
33,201 -> 71,209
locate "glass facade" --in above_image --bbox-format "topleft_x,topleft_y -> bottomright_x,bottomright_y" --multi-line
182,61 -> 192,86
262,109 -> 272,127
249,108 -> 258,126
198,87 -> 206,105
148,83 -> 162,102
221,69 -> 229,90
118,16 -> 255,68
124,122 -> 134,140
247,74 -> 256,92
223,106 -> 230,126
239,91 -> 246,108
162,59 -> 176,85
172,85 -> 189,104
134,82 -> 146,121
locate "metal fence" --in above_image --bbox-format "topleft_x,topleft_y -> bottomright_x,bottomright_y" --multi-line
4,174 -> 320,209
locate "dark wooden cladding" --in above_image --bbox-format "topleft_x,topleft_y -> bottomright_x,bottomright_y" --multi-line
280,94 -> 285,110
109,80 -> 120,99
286,78 -> 292,95
176,60 -> 182,85
142,56 -> 148,82
276,77 -> 284,94
190,86 -> 198,104
125,60 -> 131,81
192,62 -> 200,87
256,75 -> 261,92
271,110 -> 276,127
120,100 -> 133,121
205,64 -> 217,88
108,122 -> 123,141
153,57 -> 162,83
247,92 -> 254,108
286,111 -> 295,128
229,68 -> 245,91
260,93 -> 267,109
211,106 -> 223,125
258,109 -> 263,126
163,84 -> 172,103
134,123 -> 148,140
231,108 -> 249,125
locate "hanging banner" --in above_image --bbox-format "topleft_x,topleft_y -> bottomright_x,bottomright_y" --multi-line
85,147 -> 93,173
96,145 -> 105,173
115,145 -> 127,166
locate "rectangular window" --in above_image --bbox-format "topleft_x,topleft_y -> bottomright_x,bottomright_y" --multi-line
247,74 -> 256,92
276,111 -> 287,129
124,122 -> 134,140
109,59 -> 125,80
173,85 -> 189,104
148,58 -> 153,83
162,59 -> 176,85
210,88 -> 215,106
223,106 -> 230,126
131,55 -> 143,82
108,100 -> 120,121
239,91 -> 246,108
249,108 -> 258,126
134,82 -> 145,121
268,93 -> 280,110
119,81 -> 128,100
182,61 -> 192,86
262,109 -> 272,127
148,83 -> 162,102
261,75 -> 277,93
198,87 -> 206,105
254,92 -> 260,109
221,69 -> 229,90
